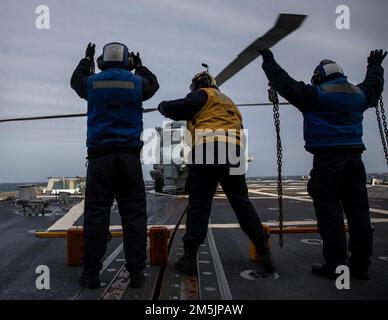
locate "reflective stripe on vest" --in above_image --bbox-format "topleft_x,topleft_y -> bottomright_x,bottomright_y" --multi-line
303,76 -> 367,149
187,88 -> 243,146
86,68 -> 143,148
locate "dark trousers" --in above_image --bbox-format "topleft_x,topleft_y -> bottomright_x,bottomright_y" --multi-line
83,152 -> 147,272
183,166 -> 268,251
307,152 -> 373,268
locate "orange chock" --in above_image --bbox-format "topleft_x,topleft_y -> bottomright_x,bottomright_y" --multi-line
149,227 -> 170,266
67,227 -> 84,266
250,224 -> 270,263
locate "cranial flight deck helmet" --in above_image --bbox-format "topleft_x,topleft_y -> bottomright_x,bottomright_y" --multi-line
189,63 -> 218,91
311,59 -> 344,85
96,42 -> 131,71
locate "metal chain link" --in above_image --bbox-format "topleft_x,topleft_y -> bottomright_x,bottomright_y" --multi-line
375,96 -> 388,165
268,86 -> 284,247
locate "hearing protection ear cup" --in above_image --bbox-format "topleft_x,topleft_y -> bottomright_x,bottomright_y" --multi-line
190,70 -> 218,91
201,75 -> 211,88
311,60 -> 343,85
311,62 -> 325,85
198,74 -> 212,88
96,55 -> 104,70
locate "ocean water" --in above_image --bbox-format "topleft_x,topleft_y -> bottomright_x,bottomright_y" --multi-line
0,173 -> 384,193
0,183 -> 46,193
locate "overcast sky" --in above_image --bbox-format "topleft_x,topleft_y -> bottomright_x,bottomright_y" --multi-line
0,0 -> 387,182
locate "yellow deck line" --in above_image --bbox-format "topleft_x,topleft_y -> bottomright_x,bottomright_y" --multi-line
43,187 -> 388,234
36,218 -> 388,238
112,217 -> 388,230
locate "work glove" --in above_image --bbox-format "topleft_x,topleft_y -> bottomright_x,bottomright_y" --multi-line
157,101 -> 165,113
129,51 -> 142,70
368,49 -> 387,65
85,42 -> 96,61
258,48 -> 274,61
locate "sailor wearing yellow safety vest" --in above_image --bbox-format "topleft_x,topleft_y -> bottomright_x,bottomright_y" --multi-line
158,69 -> 274,276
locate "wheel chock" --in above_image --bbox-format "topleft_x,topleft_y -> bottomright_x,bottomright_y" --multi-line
67,227 -> 83,266
149,227 -> 170,266
250,224 -> 270,263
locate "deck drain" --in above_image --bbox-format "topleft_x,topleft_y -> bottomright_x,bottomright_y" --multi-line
300,239 -> 323,245
198,260 -> 210,264
107,268 -> 117,272
240,270 -> 279,281
377,256 -> 388,262
116,258 -> 125,262
200,251 -> 209,254
202,271 -> 213,275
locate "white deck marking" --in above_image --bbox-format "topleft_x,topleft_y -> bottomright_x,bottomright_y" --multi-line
207,218 -> 233,300
249,189 -> 388,215
107,218 -> 388,231
215,195 -> 279,200
102,244 -> 123,272
47,200 -> 84,231
46,199 -> 156,232
46,186 -> 388,232
369,208 -> 388,215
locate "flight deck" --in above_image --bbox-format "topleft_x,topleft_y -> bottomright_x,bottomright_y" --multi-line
0,179 -> 387,300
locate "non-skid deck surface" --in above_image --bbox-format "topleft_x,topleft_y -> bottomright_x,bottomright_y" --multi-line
0,181 -> 387,299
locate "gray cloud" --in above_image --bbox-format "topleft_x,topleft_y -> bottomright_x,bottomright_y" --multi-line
0,0 -> 387,182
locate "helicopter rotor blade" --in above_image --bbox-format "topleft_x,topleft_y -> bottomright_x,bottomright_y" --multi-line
0,113 -> 87,123
0,108 -> 159,123
215,13 -> 307,86
236,102 -> 291,107
0,103 -> 293,123
0,14 -> 304,124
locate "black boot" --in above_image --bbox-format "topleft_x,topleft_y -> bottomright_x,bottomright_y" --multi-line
311,263 -> 337,279
78,268 -> 100,289
129,270 -> 145,288
175,243 -> 198,276
256,240 -> 275,273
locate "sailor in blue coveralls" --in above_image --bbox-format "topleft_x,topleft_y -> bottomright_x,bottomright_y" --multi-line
259,48 -> 386,280
71,42 -> 159,288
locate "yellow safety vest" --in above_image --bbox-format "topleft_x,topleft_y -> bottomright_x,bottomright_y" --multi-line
187,88 -> 243,146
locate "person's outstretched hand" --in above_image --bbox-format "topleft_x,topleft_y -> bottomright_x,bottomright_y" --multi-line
129,51 -> 142,70
85,43 -> 96,61
258,48 -> 274,61
368,49 -> 387,65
